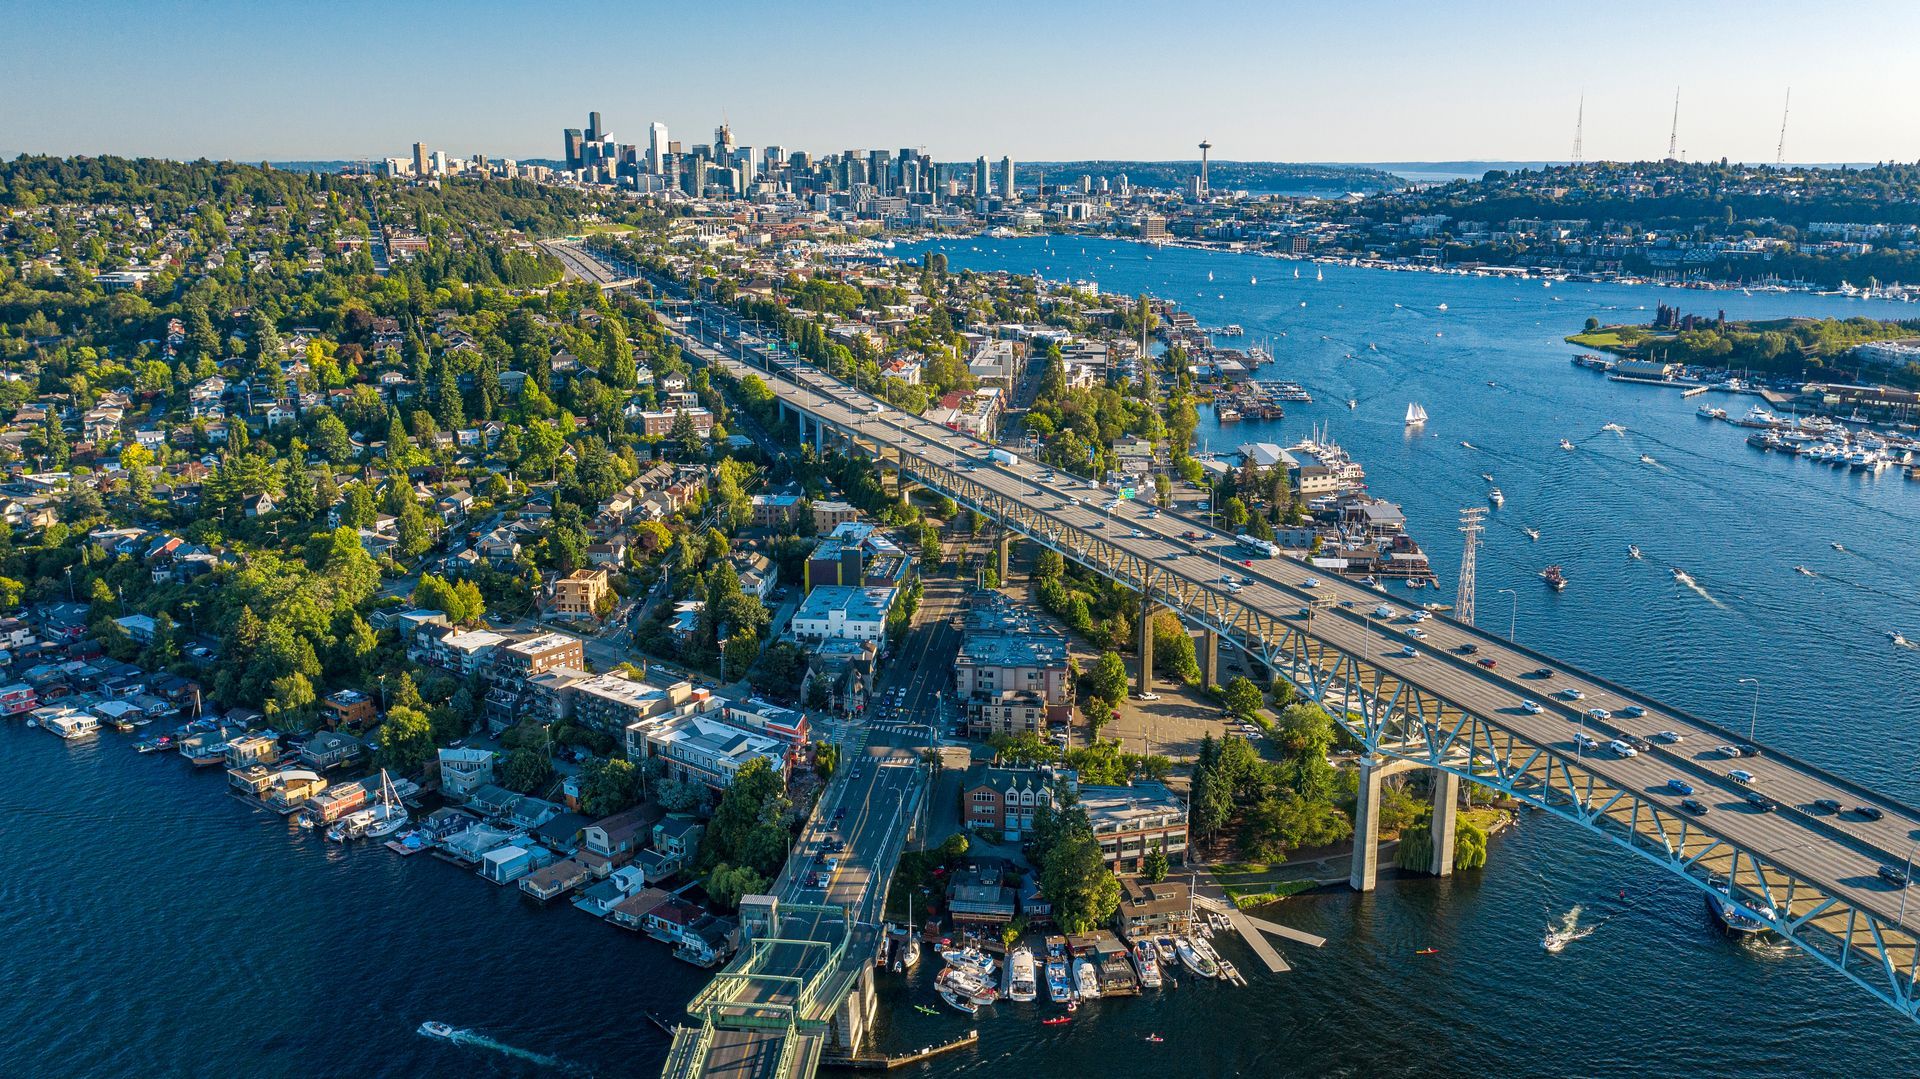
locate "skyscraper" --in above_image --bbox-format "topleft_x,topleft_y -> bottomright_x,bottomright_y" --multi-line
587,111 -> 604,142
974,156 -> 989,197
647,122 -> 670,174
868,149 -> 892,195
1000,156 -> 1016,200
412,142 -> 429,178
563,128 -> 584,171
714,123 -> 734,161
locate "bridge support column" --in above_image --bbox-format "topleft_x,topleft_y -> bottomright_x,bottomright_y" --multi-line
1350,755 -> 1384,892
997,532 -> 1012,584
1135,600 -> 1157,697
1202,630 -> 1220,687
1428,770 -> 1459,877
798,410 -> 809,444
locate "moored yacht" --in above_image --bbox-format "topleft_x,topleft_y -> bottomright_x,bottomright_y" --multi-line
1073,957 -> 1102,999
940,946 -> 995,978
1008,947 -> 1038,1003
1133,941 -> 1163,988
1175,937 -> 1219,979
364,769 -> 409,838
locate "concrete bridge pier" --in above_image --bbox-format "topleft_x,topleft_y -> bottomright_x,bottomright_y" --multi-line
997,532 -> 1014,583
1350,755 -> 1420,892
1135,595 -> 1158,698
1201,629 -> 1220,687
1429,769 -> 1459,877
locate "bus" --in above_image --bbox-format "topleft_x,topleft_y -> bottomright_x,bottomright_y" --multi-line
1235,533 -> 1279,558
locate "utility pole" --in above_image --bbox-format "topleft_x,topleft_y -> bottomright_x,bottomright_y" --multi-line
1456,507 -> 1483,626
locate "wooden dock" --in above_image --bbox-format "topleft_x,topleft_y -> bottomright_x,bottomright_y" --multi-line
824,1030 -> 978,1070
1193,894 -> 1326,974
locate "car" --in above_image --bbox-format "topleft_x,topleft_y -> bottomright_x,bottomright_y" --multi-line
1559,688 -> 1586,701
1339,599 -> 1356,609
1628,736 -> 1653,752
1129,529 -> 1145,538
1855,805 -> 1886,821
804,872 -> 822,888
1609,739 -> 1637,757
1405,627 -> 1429,639
1162,551 -> 1181,560
1879,865 -> 1911,887
1728,769 -> 1756,784
1715,744 -> 1743,757
1813,798 -> 1842,813
1240,559 -> 1254,567
1407,610 -> 1430,623
1373,605 -> 1395,619
824,857 -> 839,872
1530,668 -> 1553,679
1585,707 -> 1612,721
1745,793 -> 1777,813
1520,699 -> 1542,714
1575,733 -> 1599,750
1456,642 -> 1480,655
1668,779 -> 1695,795
1620,705 -> 1646,718
1478,657 -> 1498,670
1681,797 -> 1709,815
1218,575 -> 1236,585
1654,730 -> 1683,744
1087,520 -> 1103,529
1184,530 -> 1202,540
1226,583 -> 1244,594
1241,576 -> 1254,585
1399,645 -> 1419,658
1302,576 -> 1321,589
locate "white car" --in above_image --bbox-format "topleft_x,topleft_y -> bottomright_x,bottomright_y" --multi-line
1302,576 -> 1321,589
1373,604 -> 1395,619
1519,699 -> 1542,714
1609,739 -> 1637,757
1129,529 -> 1144,538
1729,769 -> 1757,784
1654,730 -> 1683,744
1407,610 -> 1430,623
1585,707 -> 1612,721
1559,688 -> 1586,701
1575,733 -> 1599,750
1398,645 -> 1419,658
1405,627 -> 1429,639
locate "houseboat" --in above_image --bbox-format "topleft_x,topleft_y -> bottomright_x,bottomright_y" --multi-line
45,713 -> 101,740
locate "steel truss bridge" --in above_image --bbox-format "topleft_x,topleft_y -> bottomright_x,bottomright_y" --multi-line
549,241 -> 1920,1071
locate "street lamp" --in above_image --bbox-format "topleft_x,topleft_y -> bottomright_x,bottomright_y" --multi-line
1901,842 -> 1917,929
1496,588 -> 1517,642
1737,677 -> 1760,744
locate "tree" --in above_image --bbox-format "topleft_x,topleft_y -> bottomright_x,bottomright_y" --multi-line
376,705 -> 437,774
1151,611 -> 1202,684
657,778 -> 706,813
1143,847 -> 1170,884
708,863 -> 769,911
1241,792 -> 1354,862
1223,676 -> 1265,720
313,411 -> 355,463
1041,832 -> 1121,933
813,741 -> 840,780
704,757 -> 785,868
579,757 -> 641,817
502,748 -> 553,794
669,409 -> 703,458
265,672 -> 317,727
1084,651 -> 1129,706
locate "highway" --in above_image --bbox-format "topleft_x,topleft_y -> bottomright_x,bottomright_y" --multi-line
550,239 -> 1920,1031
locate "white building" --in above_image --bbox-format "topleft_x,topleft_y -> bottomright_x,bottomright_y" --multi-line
790,585 -> 896,643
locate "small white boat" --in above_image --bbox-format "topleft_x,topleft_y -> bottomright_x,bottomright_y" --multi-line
1628,545 -> 1642,559
1794,565 -> 1814,577
1133,942 -> 1162,988
1602,422 -> 1627,433
1348,399 -> 1357,409
1461,441 -> 1475,449
1074,957 -> 1103,999
938,985 -> 979,1016
1672,567 -> 1695,586
1891,631 -> 1911,648
364,769 -> 409,838
1559,438 -> 1575,450
1639,454 -> 1656,465
1832,542 -> 1846,551
1524,527 -> 1540,541
418,1021 -> 459,1042
1488,488 -> 1505,507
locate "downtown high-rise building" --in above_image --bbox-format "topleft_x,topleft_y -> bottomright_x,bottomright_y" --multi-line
563,128 -> 584,171
412,142 -> 429,177
973,156 -> 989,197
1000,156 -> 1016,200
648,122 -> 669,174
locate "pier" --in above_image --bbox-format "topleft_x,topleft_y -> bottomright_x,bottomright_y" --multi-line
822,1031 -> 978,1071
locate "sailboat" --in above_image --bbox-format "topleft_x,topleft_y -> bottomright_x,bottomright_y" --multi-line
1316,266 -> 1324,281
1405,403 -> 1428,427
1293,267 -> 1300,279
1208,270 -> 1214,281
1250,276 -> 1258,285
364,769 -> 409,838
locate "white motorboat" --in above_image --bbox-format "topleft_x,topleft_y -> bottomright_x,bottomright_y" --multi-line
1175,938 -> 1219,979
938,984 -> 979,1016
1133,942 -> 1163,988
1524,527 -> 1540,541
1542,906 -> 1597,953
1046,955 -> 1073,1003
938,966 -> 999,1005
1559,438 -> 1575,450
1008,947 -> 1038,1002
1488,488 -> 1505,507
1602,422 -> 1627,433
1639,454 -> 1656,465
1672,567 -> 1696,586
1074,957 -> 1102,999
1628,545 -> 1642,559
418,1021 -> 459,1041
940,946 -> 995,978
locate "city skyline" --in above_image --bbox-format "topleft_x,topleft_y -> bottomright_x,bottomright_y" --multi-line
7,0 -> 1920,164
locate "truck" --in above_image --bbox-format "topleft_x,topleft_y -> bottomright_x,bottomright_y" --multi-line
986,448 -> 1019,467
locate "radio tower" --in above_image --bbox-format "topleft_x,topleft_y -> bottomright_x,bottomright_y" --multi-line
1775,87 -> 1792,166
1571,94 -> 1584,165
1456,508 -> 1484,626
1666,87 -> 1681,161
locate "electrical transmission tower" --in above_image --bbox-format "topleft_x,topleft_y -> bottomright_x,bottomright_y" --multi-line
1776,88 -> 1792,166
1456,508 -> 1484,626
1571,95 -> 1584,164
1667,88 -> 1681,160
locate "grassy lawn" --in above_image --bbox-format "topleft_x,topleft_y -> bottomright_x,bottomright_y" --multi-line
582,222 -> 638,235
1565,329 -> 1630,349
1223,879 -> 1318,908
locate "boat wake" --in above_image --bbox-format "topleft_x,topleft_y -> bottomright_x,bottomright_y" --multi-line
420,1023 -> 577,1072
1543,905 -> 1599,954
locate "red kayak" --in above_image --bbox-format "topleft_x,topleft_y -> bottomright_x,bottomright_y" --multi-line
1042,1017 -> 1071,1026
1414,947 -> 1440,956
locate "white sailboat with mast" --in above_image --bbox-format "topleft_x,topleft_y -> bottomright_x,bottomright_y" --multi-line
364,768 -> 410,838
1404,402 -> 1429,427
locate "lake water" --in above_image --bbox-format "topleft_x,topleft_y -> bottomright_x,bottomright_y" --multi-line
9,237 -> 1920,1077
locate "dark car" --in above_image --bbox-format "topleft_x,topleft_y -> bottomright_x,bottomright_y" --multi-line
1744,793 -> 1777,813
1456,643 -> 1480,655
1628,736 -> 1653,752
1681,797 -> 1709,815
1879,865 -> 1910,887
1530,668 -> 1553,679
1477,658 -> 1498,670
1855,805 -> 1886,821
1733,745 -> 1761,758
1813,798 -> 1842,813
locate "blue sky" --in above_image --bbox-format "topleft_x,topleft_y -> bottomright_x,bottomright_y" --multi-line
6,0 -> 1918,164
